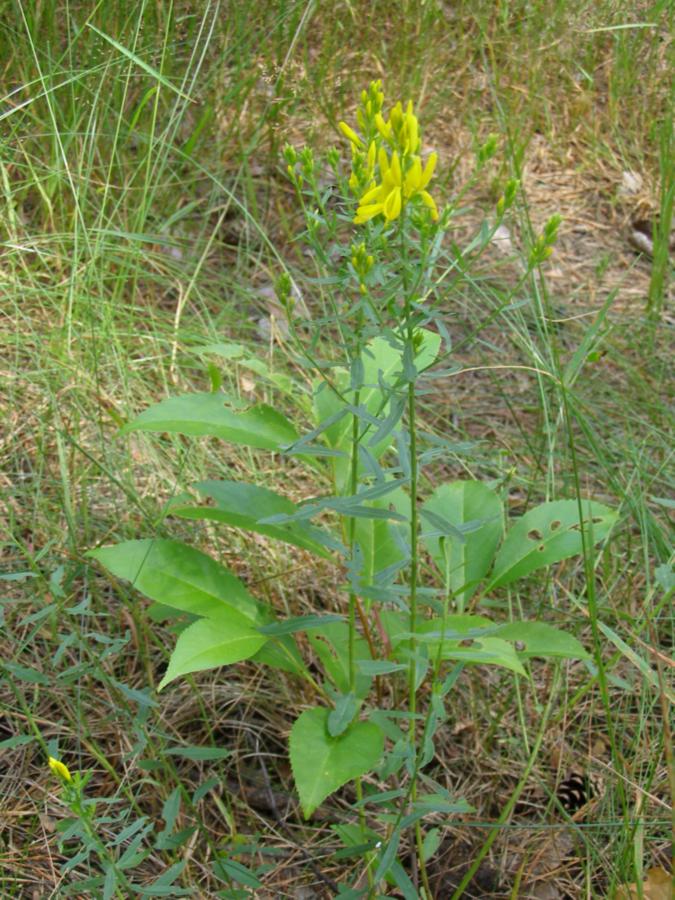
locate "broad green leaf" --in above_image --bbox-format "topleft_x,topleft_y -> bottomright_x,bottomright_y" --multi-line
158,615 -> 267,690
172,480 -> 336,558
381,611 -> 494,648
494,622 -> 589,660
258,614 -> 343,636
252,637 -> 306,675
89,539 -> 265,624
388,615 -> 524,674
433,637 -> 526,675
422,481 -> 503,606
289,707 -> 384,818
123,392 -> 297,450
354,488 -> 409,589
488,500 -> 617,589
89,540 -> 305,677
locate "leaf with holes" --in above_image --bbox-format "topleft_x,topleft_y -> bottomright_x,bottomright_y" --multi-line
424,635 -> 526,675
289,707 -> 384,818
487,500 -> 617,589
494,621 -> 589,660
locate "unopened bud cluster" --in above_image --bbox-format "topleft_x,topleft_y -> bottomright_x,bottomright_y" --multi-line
529,214 -> 563,266
350,241 -> 375,294
496,178 -> 519,217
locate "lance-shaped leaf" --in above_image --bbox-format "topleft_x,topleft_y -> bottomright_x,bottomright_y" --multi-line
487,499 -> 617,589
172,480 -> 339,559
493,622 -> 589,660
289,707 -> 384,818
88,539 -> 264,624
89,539 -> 304,678
158,614 -> 268,690
122,392 -> 297,450
422,481 -> 503,606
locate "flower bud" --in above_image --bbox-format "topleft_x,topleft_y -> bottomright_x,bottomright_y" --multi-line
48,756 -> 72,782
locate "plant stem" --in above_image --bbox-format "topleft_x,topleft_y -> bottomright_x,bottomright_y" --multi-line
397,211 -> 431,894
348,387 -> 360,694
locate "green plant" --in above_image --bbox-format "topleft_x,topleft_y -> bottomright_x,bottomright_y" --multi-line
46,756 -> 193,898
89,82 -> 617,896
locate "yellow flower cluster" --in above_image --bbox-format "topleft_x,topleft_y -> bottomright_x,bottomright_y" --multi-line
339,86 -> 438,225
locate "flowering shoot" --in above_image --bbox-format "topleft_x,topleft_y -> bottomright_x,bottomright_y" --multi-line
338,83 -> 439,224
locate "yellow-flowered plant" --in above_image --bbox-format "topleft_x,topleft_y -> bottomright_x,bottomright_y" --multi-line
48,755 -> 72,782
338,83 -> 438,224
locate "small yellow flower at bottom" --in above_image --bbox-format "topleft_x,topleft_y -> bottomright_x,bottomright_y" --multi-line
48,756 -> 72,782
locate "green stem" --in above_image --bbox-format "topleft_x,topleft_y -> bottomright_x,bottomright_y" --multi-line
348,384 -> 361,694
398,209 -> 430,893
406,374 -> 419,751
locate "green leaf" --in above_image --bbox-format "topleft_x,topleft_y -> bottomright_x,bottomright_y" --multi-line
314,330 -> 441,490
357,660 -> 408,675
494,622 -> 589,660
0,734 -> 35,750
289,707 -> 384,818
158,615 -> 268,690
172,480 -> 337,558
421,827 -> 441,862
383,611 -> 494,647
123,392 -> 297,450
251,637 -> 306,675
434,637 -> 526,675
354,487 -> 409,588
89,539 -> 265,624
258,614 -> 343,637
164,746 -> 231,761
3,663 -> 50,685
422,481 -> 503,606
408,616 -> 524,673
327,693 -> 359,737
488,499 -> 617,588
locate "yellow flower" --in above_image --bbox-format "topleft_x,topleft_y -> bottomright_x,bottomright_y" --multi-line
48,756 -> 72,782
354,149 -> 438,224
338,121 -> 363,148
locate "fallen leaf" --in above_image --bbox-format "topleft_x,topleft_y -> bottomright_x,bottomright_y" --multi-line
614,866 -> 673,900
